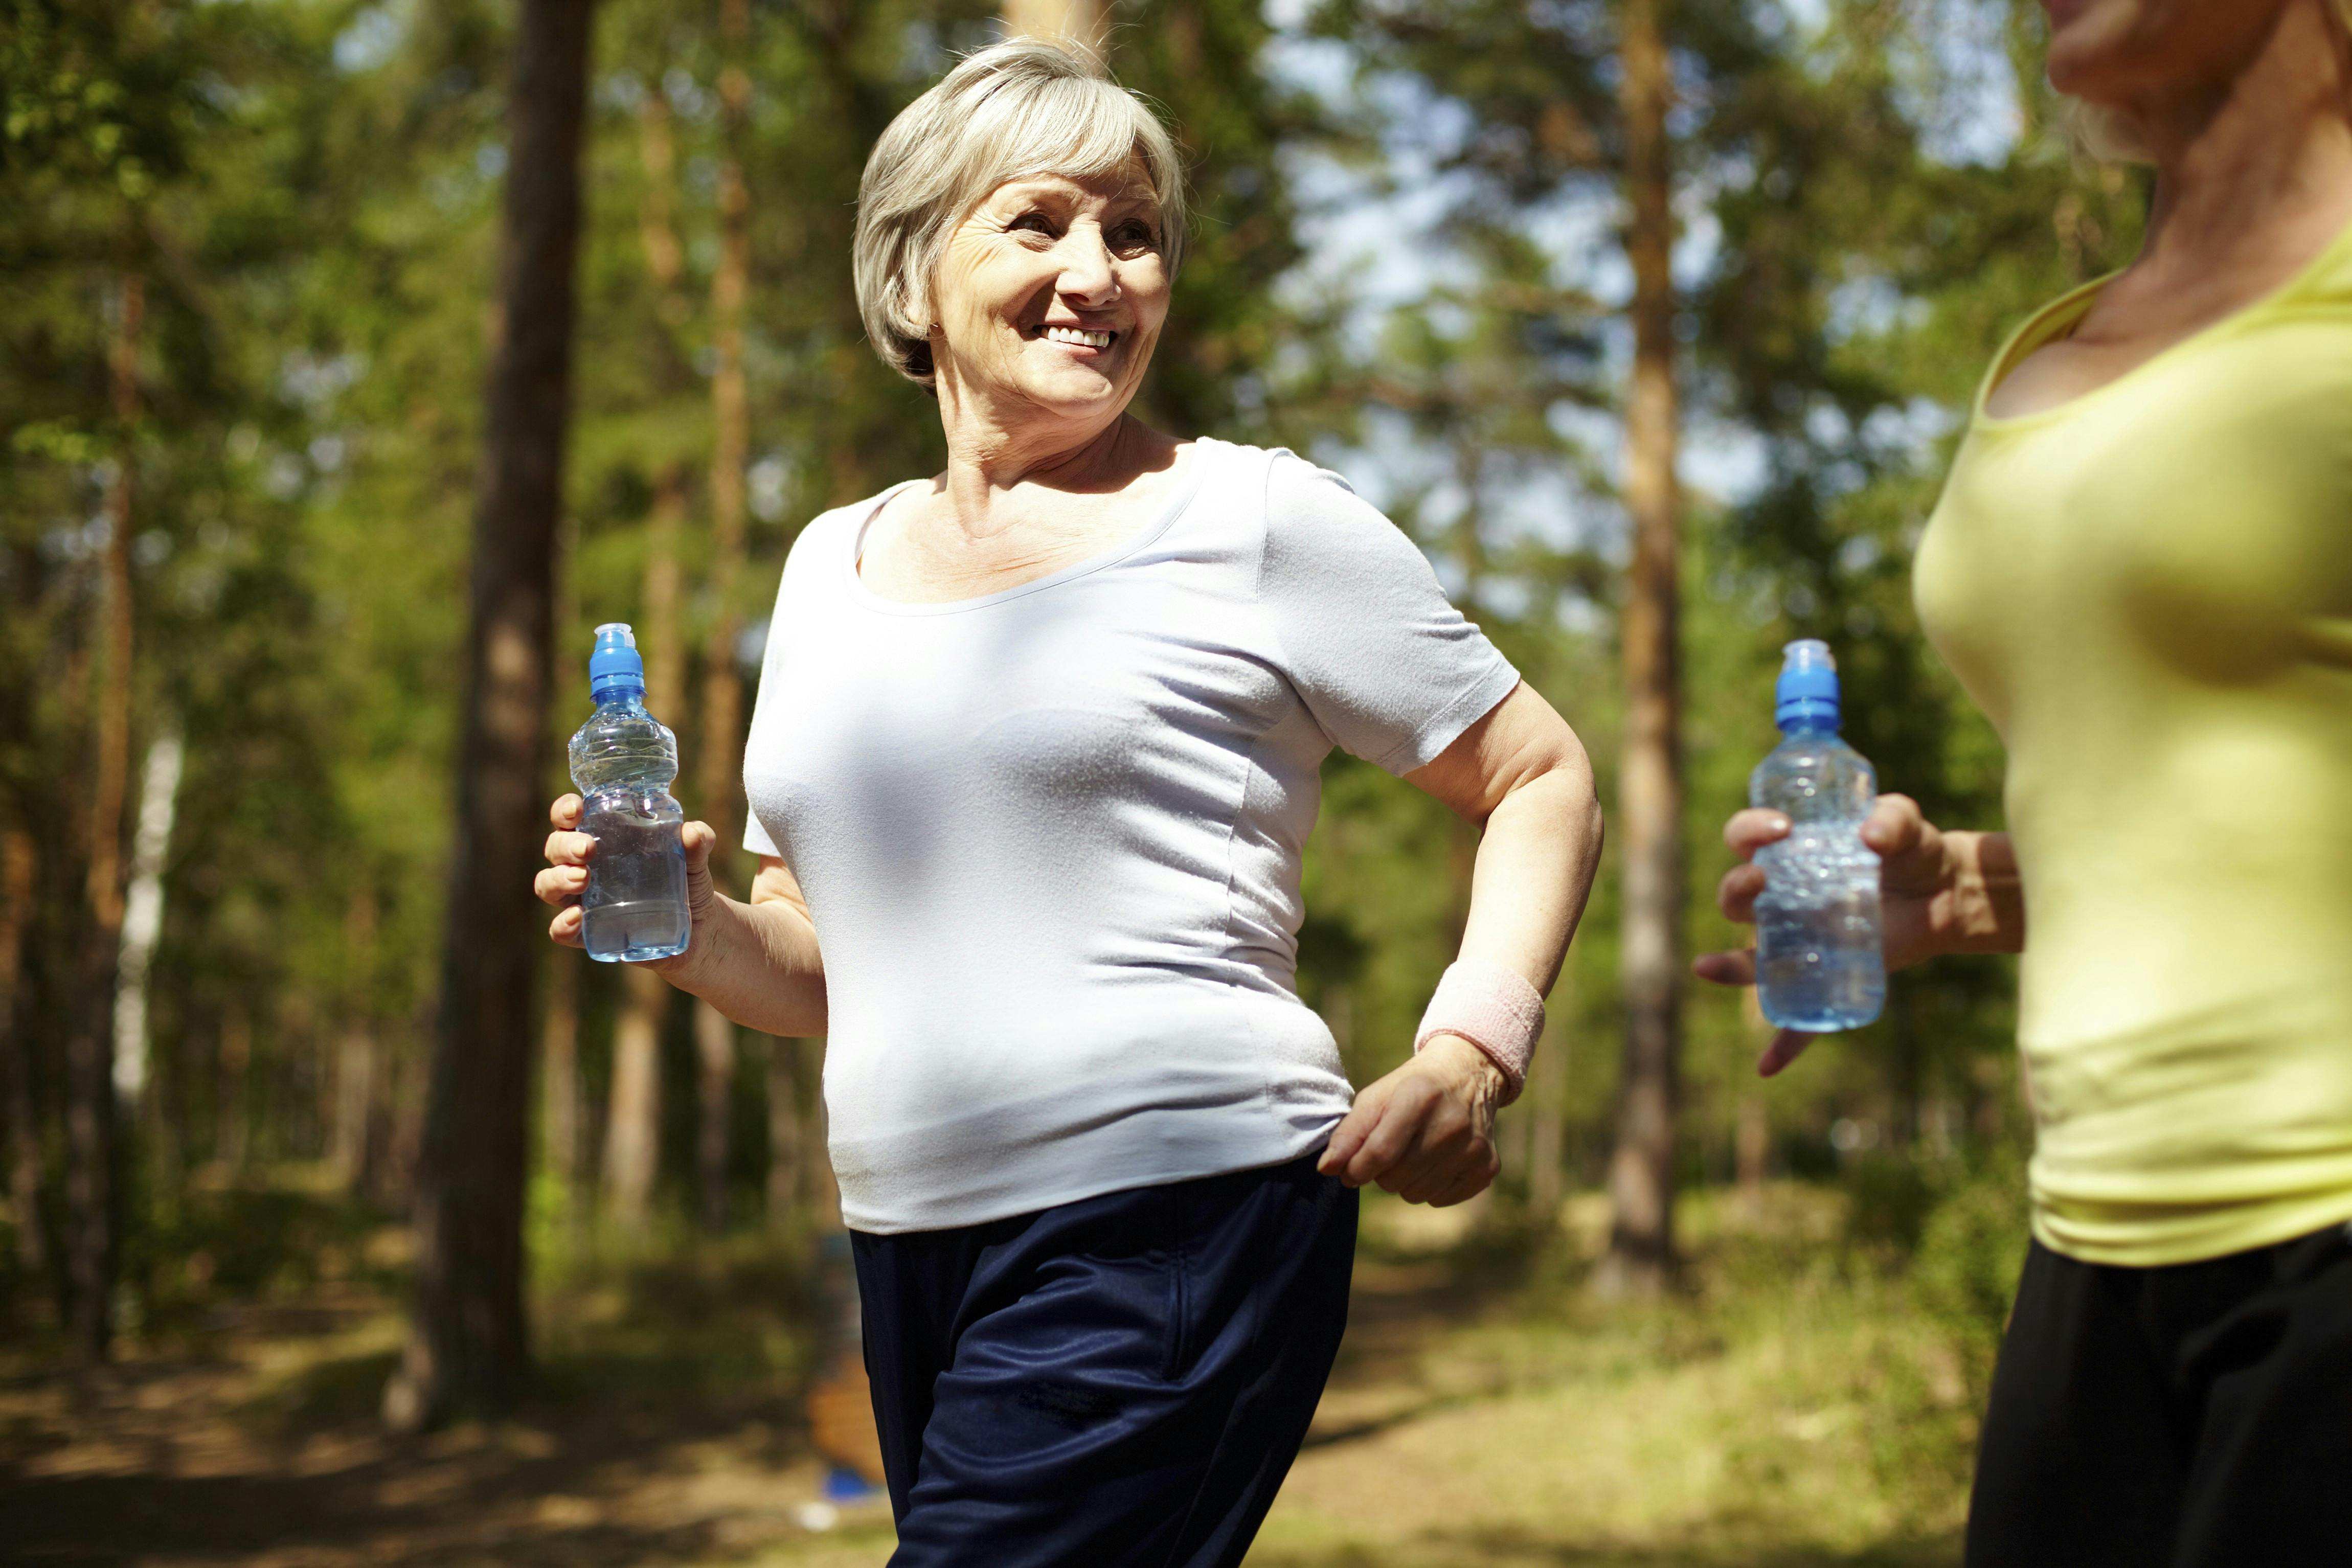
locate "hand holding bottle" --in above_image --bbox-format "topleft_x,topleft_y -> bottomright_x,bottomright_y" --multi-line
542,623 -> 695,963
535,796 -> 721,965
1695,793 -> 2027,1075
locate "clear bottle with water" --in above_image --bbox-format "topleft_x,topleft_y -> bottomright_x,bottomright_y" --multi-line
1750,639 -> 1885,1031
570,623 -> 691,963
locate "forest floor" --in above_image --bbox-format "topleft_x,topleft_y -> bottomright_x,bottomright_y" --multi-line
1,1184 -> 1973,1568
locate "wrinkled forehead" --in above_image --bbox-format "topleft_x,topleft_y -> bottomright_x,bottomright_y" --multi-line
967,162 -> 1163,218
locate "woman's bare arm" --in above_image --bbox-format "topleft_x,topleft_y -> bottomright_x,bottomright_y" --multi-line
1318,682 -> 1605,1205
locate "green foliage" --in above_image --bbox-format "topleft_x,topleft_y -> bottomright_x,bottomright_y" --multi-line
1908,1154 -> 2029,1400
8,7 -> 2086,1443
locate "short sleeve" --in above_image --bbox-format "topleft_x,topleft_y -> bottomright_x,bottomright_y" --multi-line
1258,451 -> 1521,774
737,500 -> 855,861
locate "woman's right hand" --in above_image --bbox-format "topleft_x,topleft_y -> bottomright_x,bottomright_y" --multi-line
534,794 -> 596,949
1693,794 -> 2020,1075
534,793 -> 719,962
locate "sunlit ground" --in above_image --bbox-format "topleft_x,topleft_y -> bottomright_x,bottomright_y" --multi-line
1,1181 -> 1981,1567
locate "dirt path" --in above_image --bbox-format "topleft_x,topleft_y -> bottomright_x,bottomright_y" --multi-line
1,1211 -> 1962,1567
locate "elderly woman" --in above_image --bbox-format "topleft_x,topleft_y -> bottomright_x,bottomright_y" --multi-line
537,41 -> 1601,1566
1702,2 -> 2352,1563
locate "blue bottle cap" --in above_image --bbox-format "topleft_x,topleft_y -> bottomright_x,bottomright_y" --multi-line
1775,638 -> 1840,731
590,622 -> 645,698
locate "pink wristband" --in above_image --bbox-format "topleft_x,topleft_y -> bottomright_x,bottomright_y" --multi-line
1413,958 -> 1545,1105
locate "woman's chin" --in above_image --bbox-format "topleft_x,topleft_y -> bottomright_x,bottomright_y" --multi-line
1012,366 -> 1132,422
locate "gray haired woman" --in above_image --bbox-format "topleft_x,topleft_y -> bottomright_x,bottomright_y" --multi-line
538,41 -> 1602,1566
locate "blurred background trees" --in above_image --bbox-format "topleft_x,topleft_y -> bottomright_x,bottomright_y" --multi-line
3,0 -> 2140,1436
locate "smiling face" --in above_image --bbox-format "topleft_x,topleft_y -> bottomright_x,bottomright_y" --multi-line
928,167 -> 1171,437
2040,0 -> 2296,105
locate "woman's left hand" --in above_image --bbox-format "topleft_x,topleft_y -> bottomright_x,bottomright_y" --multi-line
1317,1035 -> 1505,1206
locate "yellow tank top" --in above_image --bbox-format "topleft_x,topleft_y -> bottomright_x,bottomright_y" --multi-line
1913,219 -> 2352,1266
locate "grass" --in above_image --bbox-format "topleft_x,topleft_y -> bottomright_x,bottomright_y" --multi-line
1239,1183 -> 1983,1568
0,1167 -> 2020,1567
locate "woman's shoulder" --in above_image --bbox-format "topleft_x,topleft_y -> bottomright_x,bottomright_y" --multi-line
1210,444 -> 1437,599
780,482 -> 919,580
1189,441 -> 1385,529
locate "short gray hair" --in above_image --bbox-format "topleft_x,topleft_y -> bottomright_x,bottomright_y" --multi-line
853,39 -> 1189,389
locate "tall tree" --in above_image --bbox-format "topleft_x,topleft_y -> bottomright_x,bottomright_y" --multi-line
332,887 -> 378,1190
1597,0 -> 1683,1298
602,468 -> 685,1228
1,829 -> 40,1274
390,0 -> 597,1428
694,0 -> 755,1233
594,79 -> 694,1232
64,266 -> 143,1358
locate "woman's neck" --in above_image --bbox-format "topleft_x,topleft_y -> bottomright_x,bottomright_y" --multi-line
2133,3 -> 2352,277
930,371 -> 1166,539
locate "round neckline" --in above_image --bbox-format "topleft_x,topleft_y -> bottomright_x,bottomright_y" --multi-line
845,440 -> 1213,617
1973,212 -> 2352,433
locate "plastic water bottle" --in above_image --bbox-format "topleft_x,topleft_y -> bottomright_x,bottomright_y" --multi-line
1750,639 -> 1885,1031
570,623 -> 691,964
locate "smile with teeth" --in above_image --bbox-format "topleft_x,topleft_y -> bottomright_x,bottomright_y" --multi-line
1038,325 -> 1115,349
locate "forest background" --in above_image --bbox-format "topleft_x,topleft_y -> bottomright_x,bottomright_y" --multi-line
2,1 -> 2146,1562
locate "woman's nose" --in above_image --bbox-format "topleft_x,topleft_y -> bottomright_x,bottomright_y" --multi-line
1054,227 -> 1119,304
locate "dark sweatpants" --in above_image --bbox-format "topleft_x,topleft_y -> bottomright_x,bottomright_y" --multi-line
1966,1220 -> 2352,1567
852,1152 -> 1358,1568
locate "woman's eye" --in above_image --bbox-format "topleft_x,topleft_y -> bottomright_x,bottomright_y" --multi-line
1008,213 -> 1054,236
1111,223 -> 1158,254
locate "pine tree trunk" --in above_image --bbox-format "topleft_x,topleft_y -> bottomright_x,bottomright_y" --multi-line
110,725 -> 182,1111
604,967 -> 666,1226
66,268 -> 144,1359
764,1033 -> 799,1228
1003,0 -> 1109,54
391,0 -> 594,1430
691,0 -> 758,1232
695,1008 -> 733,1230
2,829 -> 43,1274
1598,0 -> 1683,1300
1530,1014 -> 1566,1213
215,1005 -> 250,1172
333,887 -> 377,1190
600,465 -> 687,1229
541,946 -> 581,1211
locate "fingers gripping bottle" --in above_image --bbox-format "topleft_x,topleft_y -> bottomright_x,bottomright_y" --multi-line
1750,640 -> 1885,1030
570,624 -> 691,963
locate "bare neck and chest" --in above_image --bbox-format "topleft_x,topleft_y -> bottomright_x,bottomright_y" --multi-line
858,417 -> 1193,605
1986,44 -> 2352,421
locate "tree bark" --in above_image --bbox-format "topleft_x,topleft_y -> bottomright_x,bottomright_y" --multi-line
541,945 -> 581,1211
110,725 -> 183,1110
391,0 -> 595,1430
764,1033 -> 799,1227
689,0 -> 758,1234
1598,0 -> 1683,1300
1003,0 -> 1109,55
333,886 -> 378,1190
2,829 -> 43,1273
1530,1013 -> 1566,1213
66,268 -> 144,1359
600,464 -> 687,1229
215,1004 -> 250,1172
603,966 -> 666,1226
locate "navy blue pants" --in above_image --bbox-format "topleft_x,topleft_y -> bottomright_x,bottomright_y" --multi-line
851,1152 -> 1358,1567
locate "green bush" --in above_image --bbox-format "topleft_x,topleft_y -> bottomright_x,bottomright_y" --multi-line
1909,1160 -> 2030,1402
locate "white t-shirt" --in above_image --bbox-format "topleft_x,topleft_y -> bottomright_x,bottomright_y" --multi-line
741,438 -> 1520,1233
